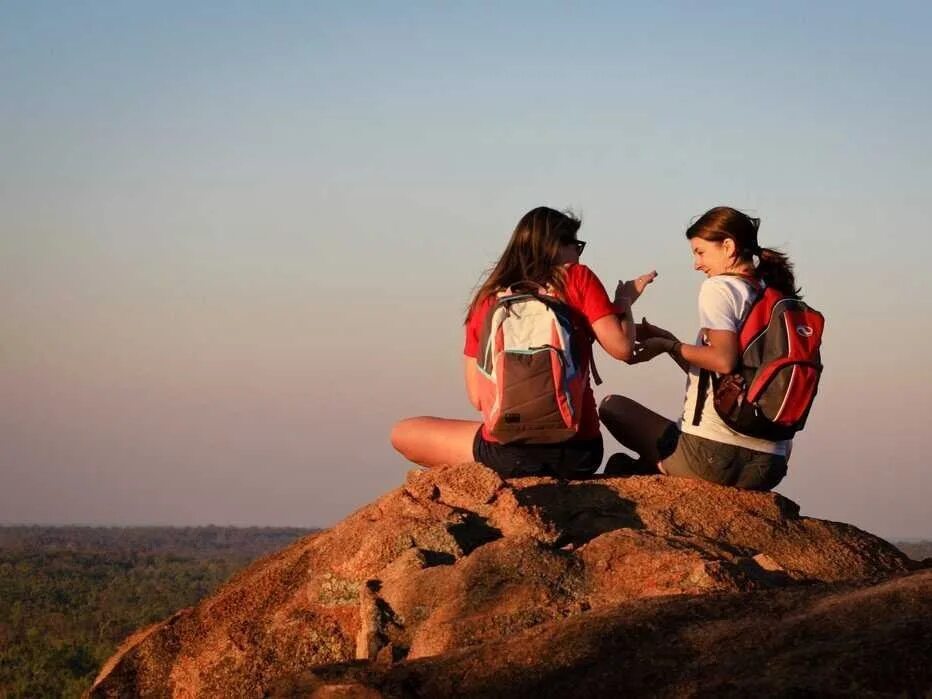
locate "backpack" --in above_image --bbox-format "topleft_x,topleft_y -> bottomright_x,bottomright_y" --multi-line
692,277 -> 825,441
475,283 -> 599,444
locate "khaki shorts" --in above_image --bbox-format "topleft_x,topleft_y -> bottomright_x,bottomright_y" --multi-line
658,426 -> 787,491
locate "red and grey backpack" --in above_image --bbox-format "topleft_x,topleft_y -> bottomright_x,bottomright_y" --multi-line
693,276 -> 825,441
476,283 -> 599,444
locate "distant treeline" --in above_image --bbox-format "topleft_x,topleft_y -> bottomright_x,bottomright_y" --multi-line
0,525 -> 315,699
0,524 -> 315,559
896,540 -> 932,562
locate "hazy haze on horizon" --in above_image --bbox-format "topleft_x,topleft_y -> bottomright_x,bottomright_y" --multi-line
2,2 -> 930,539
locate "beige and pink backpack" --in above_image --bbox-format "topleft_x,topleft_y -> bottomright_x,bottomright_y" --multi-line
476,285 -> 597,444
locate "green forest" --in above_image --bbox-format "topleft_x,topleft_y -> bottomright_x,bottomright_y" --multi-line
0,526 -> 314,698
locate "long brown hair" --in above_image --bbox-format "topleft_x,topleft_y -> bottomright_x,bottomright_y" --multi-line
467,206 -> 581,319
686,206 -> 801,298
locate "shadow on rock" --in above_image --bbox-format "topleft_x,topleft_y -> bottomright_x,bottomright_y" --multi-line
447,512 -> 503,556
515,481 -> 644,547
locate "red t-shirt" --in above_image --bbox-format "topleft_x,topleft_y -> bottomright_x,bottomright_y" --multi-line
464,263 -> 617,442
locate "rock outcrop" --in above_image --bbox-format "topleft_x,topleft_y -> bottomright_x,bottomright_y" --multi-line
89,464 -> 927,698
281,569 -> 932,698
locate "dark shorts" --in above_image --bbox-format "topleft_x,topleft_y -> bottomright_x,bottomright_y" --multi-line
473,429 -> 603,479
658,426 -> 787,491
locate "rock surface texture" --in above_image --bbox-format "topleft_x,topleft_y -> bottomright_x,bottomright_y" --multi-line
89,464 -> 929,698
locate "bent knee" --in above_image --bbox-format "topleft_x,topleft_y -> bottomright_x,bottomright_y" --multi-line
390,416 -> 437,456
598,394 -> 634,421
390,418 -> 417,454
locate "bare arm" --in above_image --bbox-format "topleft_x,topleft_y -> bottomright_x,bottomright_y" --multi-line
679,329 -> 740,374
591,304 -> 635,362
463,355 -> 481,411
586,269 -> 655,363
636,329 -> 739,374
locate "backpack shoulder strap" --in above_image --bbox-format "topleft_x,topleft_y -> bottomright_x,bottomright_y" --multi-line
590,355 -> 602,386
692,274 -> 761,426
506,280 -> 550,296
719,273 -> 768,337
692,368 -> 710,426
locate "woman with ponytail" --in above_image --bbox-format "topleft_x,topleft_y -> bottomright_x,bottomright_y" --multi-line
599,206 -> 800,490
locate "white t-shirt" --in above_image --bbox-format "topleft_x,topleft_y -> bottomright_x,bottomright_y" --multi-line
678,276 -> 791,456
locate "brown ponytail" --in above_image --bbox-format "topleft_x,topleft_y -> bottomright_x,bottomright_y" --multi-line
757,246 -> 801,299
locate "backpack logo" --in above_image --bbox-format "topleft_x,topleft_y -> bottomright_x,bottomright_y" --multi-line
796,325 -> 814,337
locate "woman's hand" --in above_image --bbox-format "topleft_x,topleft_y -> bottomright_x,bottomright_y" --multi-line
631,337 -> 676,364
615,270 -> 657,306
637,317 -> 676,342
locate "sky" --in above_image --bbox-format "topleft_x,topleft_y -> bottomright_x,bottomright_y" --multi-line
2,2 -> 930,539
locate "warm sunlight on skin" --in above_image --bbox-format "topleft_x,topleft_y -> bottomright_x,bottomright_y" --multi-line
691,239 -> 733,277
690,238 -> 753,278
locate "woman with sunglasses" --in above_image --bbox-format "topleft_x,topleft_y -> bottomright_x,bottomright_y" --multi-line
598,206 -> 799,490
391,206 -> 655,478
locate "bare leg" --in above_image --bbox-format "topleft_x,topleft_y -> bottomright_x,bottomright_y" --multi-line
598,395 -> 675,469
390,416 -> 481,469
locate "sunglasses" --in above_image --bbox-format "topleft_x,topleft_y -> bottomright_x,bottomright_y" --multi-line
563,239 -> 586,255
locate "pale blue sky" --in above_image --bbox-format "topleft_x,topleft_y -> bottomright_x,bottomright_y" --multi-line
2,2 -> 930,537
